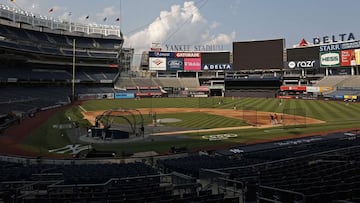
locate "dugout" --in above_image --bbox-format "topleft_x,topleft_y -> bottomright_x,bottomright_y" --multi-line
85,149 -> 116,158
90,127 -> 130,139
105,128 -> 130,139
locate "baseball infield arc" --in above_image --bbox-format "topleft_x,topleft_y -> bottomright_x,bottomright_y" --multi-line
82,108 -> 324,135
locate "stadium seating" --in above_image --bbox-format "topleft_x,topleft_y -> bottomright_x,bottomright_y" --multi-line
314,76 -> 350,87
2,128 -> 360,202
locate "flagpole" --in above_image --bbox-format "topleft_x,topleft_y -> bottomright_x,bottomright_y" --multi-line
72,39 -> 76,102
119,0 -> 122,29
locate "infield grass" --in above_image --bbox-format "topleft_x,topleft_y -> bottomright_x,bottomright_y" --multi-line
21,97 -> 360,156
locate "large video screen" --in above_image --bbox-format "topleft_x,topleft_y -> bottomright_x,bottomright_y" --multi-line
232,39 -> 284,70
286,46 -> 319,61
201,52 -> 230,64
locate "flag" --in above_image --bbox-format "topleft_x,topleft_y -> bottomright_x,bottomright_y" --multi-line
85,15 -> 89,19
48,8 -> 54,13
115,17 -> 120,22
103,17 -> 107,22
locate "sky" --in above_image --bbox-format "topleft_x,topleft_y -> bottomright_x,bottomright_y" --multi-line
2,0 -> 360,56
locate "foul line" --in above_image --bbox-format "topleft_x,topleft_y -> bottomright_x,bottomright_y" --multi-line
150,124 -> 294,136
79,105 -> 87,112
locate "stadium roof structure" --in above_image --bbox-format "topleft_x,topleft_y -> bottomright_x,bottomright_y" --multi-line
0,4 -> 122,39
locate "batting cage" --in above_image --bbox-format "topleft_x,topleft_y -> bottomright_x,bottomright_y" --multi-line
242,105 -> 258,126
282,107 -> 307,129
92,108 -> 144,140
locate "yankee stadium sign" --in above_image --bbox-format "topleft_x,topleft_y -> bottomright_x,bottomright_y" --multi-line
165,44 -> 225,52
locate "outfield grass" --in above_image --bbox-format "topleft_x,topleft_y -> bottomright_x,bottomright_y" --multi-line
109,112 -> 248,128
21,97 -> 360,156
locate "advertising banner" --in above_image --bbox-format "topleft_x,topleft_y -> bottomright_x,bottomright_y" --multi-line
306,86 -> 320,93
175,52 -> 201,58
166,58 -> 184,71
202,64 -> 232,71
341,40 -> 360,50
320,52 -> 340,67
77,94 -> 97,101
184,58 -> 201,71
285,60 -> 319,69
319,87 -> 334,92
149,57 -> 166,70
344,95 -> 357,100
340,50 -> 356,66
135,92 -> 163,97
114,92 -> 135,99
355,49 -> 360,65
96,93 -> 114,99
333,95 -> 344,99
149,51 -> 175,58
280,86 -> 306,91
276,95 -> 295,99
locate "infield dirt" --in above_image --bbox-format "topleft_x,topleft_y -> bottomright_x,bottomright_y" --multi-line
82,108 -> 324,135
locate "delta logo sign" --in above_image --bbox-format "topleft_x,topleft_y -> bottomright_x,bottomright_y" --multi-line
298,32 -> 356,47
202,64 -> 232,70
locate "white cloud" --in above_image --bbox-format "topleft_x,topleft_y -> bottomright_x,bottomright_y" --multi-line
124,1 -> 236,56
6,0 -> 67,20
96,7 -> 117,22
9,0 -> 41,13
210,21 -> 220,29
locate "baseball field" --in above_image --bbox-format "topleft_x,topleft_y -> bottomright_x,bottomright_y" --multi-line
2,97 -> 360,157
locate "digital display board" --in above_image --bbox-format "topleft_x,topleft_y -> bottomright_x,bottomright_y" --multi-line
201,52 -> 230,64
286,46 -> 319,61
233,39 -> 284,70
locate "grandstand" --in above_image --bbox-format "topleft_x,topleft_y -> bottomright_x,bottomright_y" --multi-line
340,76 -> 360,88
1,131 -> 360,202
153,78 -> 182,88
313,76 -> 350,88
2,3 -> 360,203
311,76 -> 360,100
0,4 -> 125,117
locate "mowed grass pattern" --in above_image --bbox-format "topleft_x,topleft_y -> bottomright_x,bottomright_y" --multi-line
156,113 -> 247,128
103,112 -> 248,129
82,97 -> 360,124
22,97 -> 360,155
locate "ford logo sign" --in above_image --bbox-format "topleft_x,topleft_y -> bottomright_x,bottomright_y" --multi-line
167,60 -> 183,66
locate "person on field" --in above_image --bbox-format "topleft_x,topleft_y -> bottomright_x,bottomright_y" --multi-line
270,114 -> 274,124
274,114 -> 278,124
